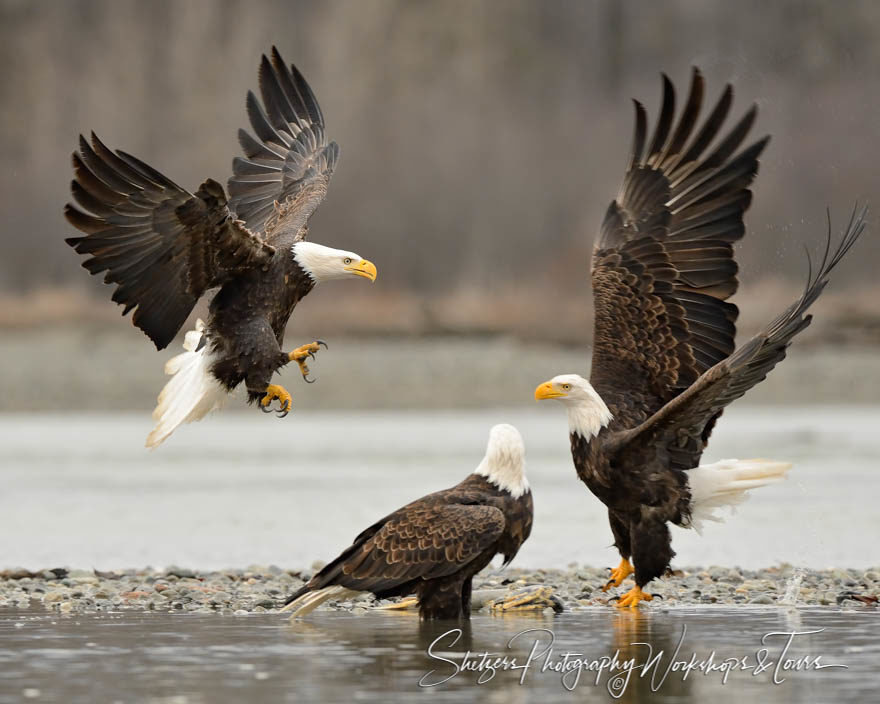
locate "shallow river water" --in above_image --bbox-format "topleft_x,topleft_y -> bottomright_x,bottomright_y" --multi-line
1,406 -> 879,570
1,605 -> 877,703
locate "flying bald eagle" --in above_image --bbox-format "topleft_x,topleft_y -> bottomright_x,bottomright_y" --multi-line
281,424 -> 534,620
535,68 -> 867,608
64,47 -> 377,447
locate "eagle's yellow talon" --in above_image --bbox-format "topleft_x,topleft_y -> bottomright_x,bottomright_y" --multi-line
602,558 -> 634,592
261,384 -> 292,416
614,585 -> 653,609
289,340 -> 327,383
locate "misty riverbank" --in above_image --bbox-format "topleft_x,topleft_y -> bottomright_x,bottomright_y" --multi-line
1,325 -> 879,411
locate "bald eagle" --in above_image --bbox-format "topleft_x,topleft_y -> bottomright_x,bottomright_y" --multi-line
535,68 -> 867,608
281,424 -> 534,620
64,48 -> 376,447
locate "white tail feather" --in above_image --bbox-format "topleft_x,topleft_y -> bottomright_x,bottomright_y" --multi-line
280,586 -> 360,618
686,458 -> 793,533
145,319 -> 228,449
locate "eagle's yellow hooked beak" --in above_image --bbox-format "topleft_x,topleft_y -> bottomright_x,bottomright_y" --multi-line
535,380 -> 566,400
345,259 -> 378,282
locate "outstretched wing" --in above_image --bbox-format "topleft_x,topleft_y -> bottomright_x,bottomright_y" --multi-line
65,134 -> 275,350
300,501 -> 505,596
228,47 -> 339,244
590,68 -> 769,429
608,207 -> 867,472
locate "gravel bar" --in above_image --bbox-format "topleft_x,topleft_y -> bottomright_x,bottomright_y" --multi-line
2,565 -> 878,615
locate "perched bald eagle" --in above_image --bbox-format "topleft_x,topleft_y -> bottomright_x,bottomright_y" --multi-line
64,48 -> 377,447
282,424 -> 533,620
535,68 -> 867,608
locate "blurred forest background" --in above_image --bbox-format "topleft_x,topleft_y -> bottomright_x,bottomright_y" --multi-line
1,0 -> 879,409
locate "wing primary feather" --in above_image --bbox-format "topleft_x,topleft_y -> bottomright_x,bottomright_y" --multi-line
284,53 -> 325,126
646,74 -> 676,166
627,100 -> 647,173
114,150 -> 183,190
259,53 -> 300,131
237,128 -> 286,160
671,84 -> 733,178
692,105 -> 759,173
90,132 -> 159,189
71,152 -> 124,203
269,47 -> 309,126
670,136 -> 769,211
659,67 -> 704,171
77,135 -> 136,193
245,90 -> 289,147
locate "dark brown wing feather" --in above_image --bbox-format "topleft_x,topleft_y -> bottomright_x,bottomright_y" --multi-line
590,68 -> 769,428
65,133 -> 275,350
228,47 -> 339,243
288,495 -> 505,600
608,207 -> 867,471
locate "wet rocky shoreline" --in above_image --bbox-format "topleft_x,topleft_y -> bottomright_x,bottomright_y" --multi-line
1,564 -> 877,615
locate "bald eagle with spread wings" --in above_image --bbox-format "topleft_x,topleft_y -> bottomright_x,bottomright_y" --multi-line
65,48 -> 377,447
535,68 -> 867,608
282,424 -> 535,620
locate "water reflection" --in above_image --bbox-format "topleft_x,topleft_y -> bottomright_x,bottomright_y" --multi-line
0,607 -> 877,703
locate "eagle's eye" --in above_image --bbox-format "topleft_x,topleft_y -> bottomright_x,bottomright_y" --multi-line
562,384 -> 571,391
343,257 -> 353,265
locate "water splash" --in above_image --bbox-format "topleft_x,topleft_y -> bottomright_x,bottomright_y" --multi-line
779,566 -> 806,606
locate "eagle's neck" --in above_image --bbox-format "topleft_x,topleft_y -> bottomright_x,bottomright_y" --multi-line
473,446 -> 529,499
287,257 -> 317,295
566,397 -> 613,439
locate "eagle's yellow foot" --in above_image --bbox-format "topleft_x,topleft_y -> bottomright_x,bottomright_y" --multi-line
613,585 -> 654,609
602,558 -> 634,592
260,384 -> 292,418
376,596 -> 419,611
488,586 -> 564,614
288,340 -> 328,384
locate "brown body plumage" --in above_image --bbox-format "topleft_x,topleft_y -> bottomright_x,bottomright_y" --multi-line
283,425 -> 533,620
537,68 -> 867,604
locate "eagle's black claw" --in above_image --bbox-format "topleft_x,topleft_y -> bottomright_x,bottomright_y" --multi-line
307,352 -> 316,360
260,403 -> 273,414
275,398 -> 291,418
651,593 -> 664,600
608,595 -> 621,602
317,340 -> 328,350
304,375 -> 316,384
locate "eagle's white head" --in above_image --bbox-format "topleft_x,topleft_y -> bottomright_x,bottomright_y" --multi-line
534,374 -> 613,439
292,242 -> 377,283
474,423 -> 530,498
